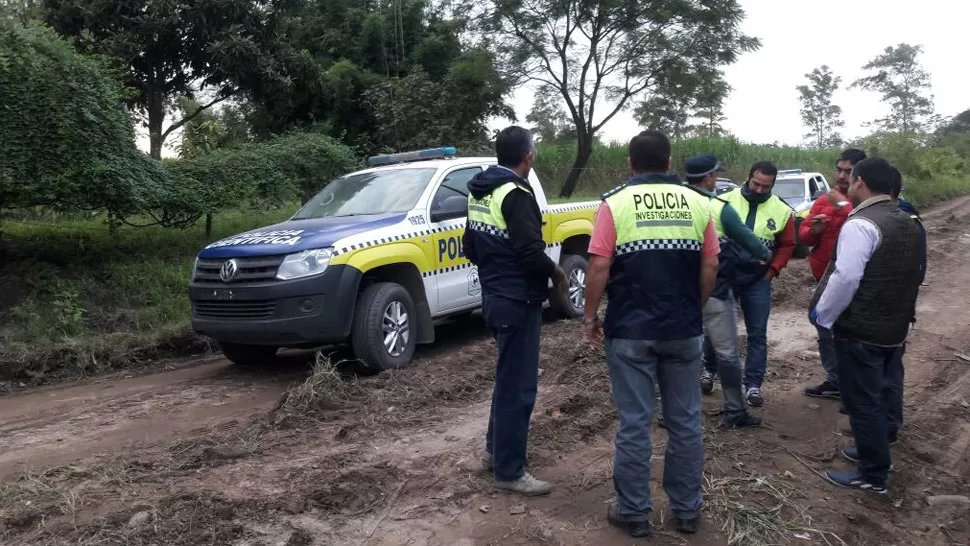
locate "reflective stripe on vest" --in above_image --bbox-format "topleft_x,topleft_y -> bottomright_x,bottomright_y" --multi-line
606,184 -> 710,255
466,182 -> 531,239
722,188 -> 792,249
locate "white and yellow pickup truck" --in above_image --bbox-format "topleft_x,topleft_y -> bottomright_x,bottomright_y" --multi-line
189,148 -> 599,371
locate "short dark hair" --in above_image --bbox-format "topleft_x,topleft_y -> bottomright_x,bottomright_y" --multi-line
889,166 -> 903,198
851,156 -> 894,195
838,148 -> 867,166
495,126 -> 534,168
629,130 -> 671,173
748,160 -> 778,183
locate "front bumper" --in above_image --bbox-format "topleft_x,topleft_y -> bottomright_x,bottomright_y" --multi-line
189,264 -> 362,347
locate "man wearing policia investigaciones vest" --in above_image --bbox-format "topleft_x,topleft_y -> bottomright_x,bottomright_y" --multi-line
721,162 -> 797,407
584,130 -> 719,538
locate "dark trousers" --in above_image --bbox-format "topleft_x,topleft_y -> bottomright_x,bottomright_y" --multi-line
835,336 -> 905,487
483,292 -> 543,481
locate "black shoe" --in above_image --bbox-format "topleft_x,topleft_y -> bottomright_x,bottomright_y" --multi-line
745,387 -> 764,407
607,505 -> 651,538
700,370 -> 716,395
826,470 -> 887,494
675,517 -> 698,534
804,381 -> 840,399
719,413 -> 763,429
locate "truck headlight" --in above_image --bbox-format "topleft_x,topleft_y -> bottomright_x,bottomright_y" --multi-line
276,248 -> 334,280
191,256 -> 199,281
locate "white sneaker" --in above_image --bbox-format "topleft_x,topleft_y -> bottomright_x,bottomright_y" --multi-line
495,472 -> 553,496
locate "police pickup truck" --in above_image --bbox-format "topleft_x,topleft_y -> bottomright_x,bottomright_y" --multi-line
189,147 -> 599,371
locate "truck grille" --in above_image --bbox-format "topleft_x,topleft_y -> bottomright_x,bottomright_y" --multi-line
193,300 -> 276,320
194,256 -> 286,284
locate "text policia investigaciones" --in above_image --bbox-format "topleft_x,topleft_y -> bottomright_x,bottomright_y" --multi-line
632,192 -> 694,222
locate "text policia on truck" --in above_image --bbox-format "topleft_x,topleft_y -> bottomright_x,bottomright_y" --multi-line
188,147 -> 599,371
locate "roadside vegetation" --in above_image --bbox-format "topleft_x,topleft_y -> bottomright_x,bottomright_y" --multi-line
1,3 -> 968,385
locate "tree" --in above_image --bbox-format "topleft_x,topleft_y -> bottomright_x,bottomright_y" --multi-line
852,43 -> 935,134
796,65 -> 844,148
485,0 -> 759,197
42,0 -> 275,159
689,73 -> 730,138
526,85 -> 573,143
0,19 -> 164,234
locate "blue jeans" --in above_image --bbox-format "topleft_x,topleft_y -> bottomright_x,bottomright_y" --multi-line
606,336 -> 704,521
733,279 -> 772,390
817,325 -> 839,387
483,293 -> 543,481
702,293 -> 747,424
836,336 -> 905,487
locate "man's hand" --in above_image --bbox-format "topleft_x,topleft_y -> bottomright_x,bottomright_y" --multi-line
759,249 -> 775,266
585,316 -> 604,347
763,269 -> 777,282
809,214 -> 829,236
553,265 -> 569,297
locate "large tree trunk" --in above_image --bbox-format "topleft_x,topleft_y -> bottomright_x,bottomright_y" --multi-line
559,132 -> 593,198
148,90 -> 165,160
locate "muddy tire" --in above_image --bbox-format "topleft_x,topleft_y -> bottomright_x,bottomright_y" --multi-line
351,282 -> 417,372
218,341 -> 277,367
549,254 -> 588,319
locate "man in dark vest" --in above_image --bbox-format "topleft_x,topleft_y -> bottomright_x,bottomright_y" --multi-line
462,126 -> 569,496
584,130 -> 719,537
809,156 -> 922,494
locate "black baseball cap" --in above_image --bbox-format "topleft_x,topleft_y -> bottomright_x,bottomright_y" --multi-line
685,154 -> 727,179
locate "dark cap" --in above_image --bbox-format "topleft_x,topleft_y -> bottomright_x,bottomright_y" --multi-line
685,154 -> 727,179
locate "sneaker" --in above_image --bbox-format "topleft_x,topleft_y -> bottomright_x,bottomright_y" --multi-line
675,517 -> 699,534
746,387 -> 764,407
719,413 -> 763,429
825,470 -> 887,494
804,381 -> 840,400
700,370 -> 716,395
494,472 -> 552,496
607,504 -> 651,538
838,427 -> 899,446
841,446 -> 895,471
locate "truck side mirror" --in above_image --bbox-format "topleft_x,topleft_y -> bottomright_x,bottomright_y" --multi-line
431,195 -> 467,222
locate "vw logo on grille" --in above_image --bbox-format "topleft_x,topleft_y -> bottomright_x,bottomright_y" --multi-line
219,259 -> 239,282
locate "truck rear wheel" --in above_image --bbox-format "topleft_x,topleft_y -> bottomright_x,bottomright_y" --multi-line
218,341 -> 278,367
549,254 -> 588,319
352,282 -> 417,372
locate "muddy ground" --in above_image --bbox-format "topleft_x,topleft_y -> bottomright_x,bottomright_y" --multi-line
2,198 -> 970,546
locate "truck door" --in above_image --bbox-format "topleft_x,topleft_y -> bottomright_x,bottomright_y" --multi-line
428,166 -> 483,314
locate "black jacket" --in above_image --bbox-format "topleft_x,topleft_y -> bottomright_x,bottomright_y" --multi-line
462,166 -> 556,301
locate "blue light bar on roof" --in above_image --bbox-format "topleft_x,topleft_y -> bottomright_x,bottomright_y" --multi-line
366,147 -> 457,167
777,169 -> 803,175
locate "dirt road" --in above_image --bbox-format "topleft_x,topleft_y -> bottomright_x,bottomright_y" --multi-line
2,197 -> 969,546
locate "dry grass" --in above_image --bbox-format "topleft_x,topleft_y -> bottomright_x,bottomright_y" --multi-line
274,352 -> 358,418
703,467 -> 848,546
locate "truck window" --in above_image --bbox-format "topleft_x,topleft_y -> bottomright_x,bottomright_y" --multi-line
809,177 -> 819,195
292,168 -> 437,219
772,178 -> 804,200
431,167 -> 481,210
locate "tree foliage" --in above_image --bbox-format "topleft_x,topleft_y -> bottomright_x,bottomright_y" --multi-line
42,0 -> 276,159
0,19 -> 163,223
526,85 -> 575,144
635,68 -> 731,140
852,43 -> 935,134
485,0 -> 759,196
796,65 -> 844,148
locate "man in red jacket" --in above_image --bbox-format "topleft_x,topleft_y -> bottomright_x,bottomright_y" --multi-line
801,148 -> 867,400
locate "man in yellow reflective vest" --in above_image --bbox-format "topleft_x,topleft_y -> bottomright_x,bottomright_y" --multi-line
584,130 -> 719,538
461,126 -> 568,497
721,162 -> 797,407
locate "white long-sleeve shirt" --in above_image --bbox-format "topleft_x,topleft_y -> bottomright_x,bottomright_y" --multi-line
813,196 -> 888,329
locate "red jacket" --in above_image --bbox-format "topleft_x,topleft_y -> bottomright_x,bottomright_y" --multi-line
798,188 -> 853,280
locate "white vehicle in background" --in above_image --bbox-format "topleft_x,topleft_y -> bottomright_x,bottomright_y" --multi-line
772,169 -> 833,259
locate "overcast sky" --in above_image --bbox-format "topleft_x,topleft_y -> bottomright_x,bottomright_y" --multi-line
142,0 -> 968,156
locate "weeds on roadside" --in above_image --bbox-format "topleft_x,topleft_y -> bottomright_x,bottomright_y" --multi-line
275,352 -> 358,417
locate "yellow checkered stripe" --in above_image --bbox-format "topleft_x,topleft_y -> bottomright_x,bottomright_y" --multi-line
616,238 -> 703,256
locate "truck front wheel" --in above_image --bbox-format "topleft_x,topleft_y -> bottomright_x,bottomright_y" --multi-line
352,282 -> 417,372
218,341 -> 278,367
549,253 -> 588,319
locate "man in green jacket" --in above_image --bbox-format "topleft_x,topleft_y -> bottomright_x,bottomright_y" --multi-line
657,154 -> 769,428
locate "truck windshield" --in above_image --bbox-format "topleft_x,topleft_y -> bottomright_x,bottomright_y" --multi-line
292,168 -> 437,219
772,178 -> 805,200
